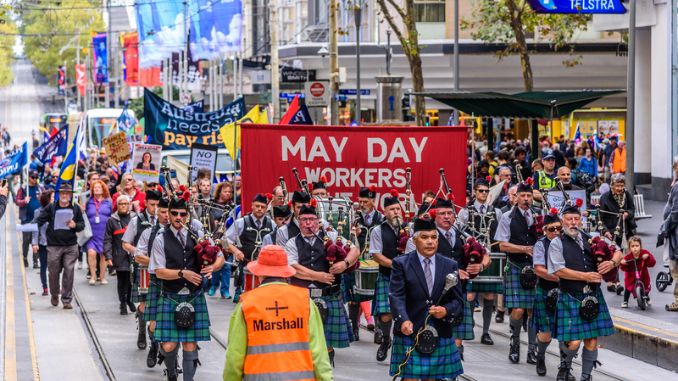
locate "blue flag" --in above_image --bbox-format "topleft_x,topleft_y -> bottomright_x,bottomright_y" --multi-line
116,106 -> 138,133
0,142 -> 28,179
55,121 -> 84,195
34,125 -> 68,164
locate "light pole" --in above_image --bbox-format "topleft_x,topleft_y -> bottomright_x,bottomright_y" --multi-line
329,0 -> 339,125
354,1 -> 362,124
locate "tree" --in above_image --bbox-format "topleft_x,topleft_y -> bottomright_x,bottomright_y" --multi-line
0,6 -> 17,87
461,0 -> 591,91
375,0 -> 425,125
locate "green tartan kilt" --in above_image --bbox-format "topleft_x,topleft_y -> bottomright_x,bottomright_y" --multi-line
504,262 -> 536,309
341,272 -> 374,303
452,301 -> 475,340
321,293 -> 355,349
553,288 -> 615,342
143,275 -> 160,322
155,290 -> 211,343
531,286 -> 556,334
389,335 -> 464,379
371,274 -> 391,317
130,264 -> 146,304
468,279 -> 505,294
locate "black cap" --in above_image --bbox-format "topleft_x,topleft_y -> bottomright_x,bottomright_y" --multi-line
543,211 -> 560,225
417,202 -> 431,217
253,193 -> 268,204
158,197 -> 170,208
434,197 -> 453,209
292,191 -> 311,204
359,187 -> 377,199
169,198 -> 188,210
145,188 -> 163,201
311,181 -> 326,190
29,170 -> 39,178
413,218 -> 437,232
273,205 -> 291,218
383,196 -> 400,208
561,205 -> 581,216
517,182 -> 533,193
543,153 -> 556,160
299,204 -> 316,216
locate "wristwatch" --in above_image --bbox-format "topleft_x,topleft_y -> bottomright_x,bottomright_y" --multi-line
178,270 -> 184,279
344,259 -> 351,268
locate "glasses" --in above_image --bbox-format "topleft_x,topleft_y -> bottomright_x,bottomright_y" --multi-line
170,211 -> 188,217
545,226 -> 562,232
476,189 -> 490,194
125,178 -> 134,182
117,202 -> 130,206
299,217 -> 318,223
30,176 -> 38,179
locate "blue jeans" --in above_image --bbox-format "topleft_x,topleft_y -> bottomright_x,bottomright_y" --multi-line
39,245 -> 48,289
210,257 -> 232,296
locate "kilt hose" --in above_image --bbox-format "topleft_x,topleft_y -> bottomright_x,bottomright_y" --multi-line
553,288 -> 615,342
531,285 -> 557,334
452,301 -> 475,341
155,290 -> 211,343
504,262 -> 536,309
130,264 -> 146,304
389,335 -> 464,379
371,274 -> 391,317
143,275 -> 161,322
322,293 -> 355,349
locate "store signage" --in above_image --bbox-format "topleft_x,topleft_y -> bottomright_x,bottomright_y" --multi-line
281,69 -> 316,83
528,0 -> 626,14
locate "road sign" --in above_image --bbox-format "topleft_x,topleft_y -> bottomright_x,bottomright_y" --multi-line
304,80 -> 329,107
527,0 -> 626,14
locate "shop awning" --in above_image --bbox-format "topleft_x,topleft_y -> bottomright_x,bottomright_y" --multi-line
415,90 -> 625,119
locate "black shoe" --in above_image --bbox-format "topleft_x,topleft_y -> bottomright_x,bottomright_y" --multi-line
146,341 -> 158,368
127,302 -> 136,313
353,327 -> 360,341
527,347 -> 538,364
367,323 -> 375,332
480,333 -> 494,345
616,284 -> 624,295
376,337 -> 391,362
606,283 -> 616,293
33,261 -> 39,269
567,371 -> 576,381
495,310 -> 505,323
509,337 -> 520,363
120,303 -> 128,315
536,353 -> 546,376
556,361 -> 571,381
328,350 -> 335,368
581,375 -> 592,381
374,327 -> 383,344
163,369 -> 178,381
23,258 -> 29,268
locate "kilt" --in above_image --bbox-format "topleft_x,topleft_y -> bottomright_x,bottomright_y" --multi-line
452,301 -> 475,340
143,275 -> 160,322
531,286 -> 556,334
322,293 -> 355,348
389,335 -> 464,379
553,288 -> 615,342
371,274 -> 391,317
504,262 -> 536,309
155,290 -> 211,343
341,272 -> 373,303
130,264 -> 146,304
468,279 -> 504,294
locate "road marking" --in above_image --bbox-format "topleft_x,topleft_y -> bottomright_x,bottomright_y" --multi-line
4,216 -> 17,381
612,315 -> 678,344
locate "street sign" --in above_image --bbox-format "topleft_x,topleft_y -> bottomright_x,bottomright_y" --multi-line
339,89 -> 370,96
281,69 -> 316,83
304,80 -> 329,107
528,0 -> 626,14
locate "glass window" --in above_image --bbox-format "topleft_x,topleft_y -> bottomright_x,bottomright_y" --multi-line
415,0 -> 445,23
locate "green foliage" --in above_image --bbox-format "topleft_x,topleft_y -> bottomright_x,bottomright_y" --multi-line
19,0 -> 104,85
0,16 -> 16,87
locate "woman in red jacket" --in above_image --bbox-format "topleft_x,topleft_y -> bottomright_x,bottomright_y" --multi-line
620,236 -> 657,308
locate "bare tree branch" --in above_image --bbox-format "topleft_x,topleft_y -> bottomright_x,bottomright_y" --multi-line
376,0 -> 410,56
385,0 -> 408,23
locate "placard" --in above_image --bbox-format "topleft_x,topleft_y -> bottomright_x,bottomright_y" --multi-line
103,132 -> 131,164
131,143 -> 162,183
189,143 -> 218,183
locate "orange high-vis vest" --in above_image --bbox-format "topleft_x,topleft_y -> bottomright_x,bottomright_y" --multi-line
612,146 -> 626,174
241,283 -> 315,381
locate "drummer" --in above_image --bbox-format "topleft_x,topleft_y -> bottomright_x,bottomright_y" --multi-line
457,178 -> 503,346
262,205 -> 292,246
310,177 -> 329,199
369,192 -> 408,362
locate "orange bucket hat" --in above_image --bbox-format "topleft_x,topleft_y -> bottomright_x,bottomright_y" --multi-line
246,245 -> 296,278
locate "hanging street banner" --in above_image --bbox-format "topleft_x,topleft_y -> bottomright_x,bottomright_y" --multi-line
92,33 -> 108,84
0,142 -> 28,180
240,125 -> 468,213
527,0 -> 626,14
144,89 -> 245,150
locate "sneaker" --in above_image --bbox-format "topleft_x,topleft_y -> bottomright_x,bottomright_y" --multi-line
208,288 -> 216,297
63,303 -> 73,310
101,278 -> 108,285
77,262 -> 83,270
621,301 -> 628,308
89,279 -> 96,285
50,295 -> 59,306
42,288 -> 48,296
33,262 -> 39,269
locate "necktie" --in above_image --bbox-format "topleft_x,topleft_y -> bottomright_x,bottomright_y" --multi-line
365,213 -> 371,226
423,258 -> 433,295
524,210 -> 533,226
445,231 -> 453,245
255,219 -> 261,229
177,230 -> 185,248
480,205 -> 486,214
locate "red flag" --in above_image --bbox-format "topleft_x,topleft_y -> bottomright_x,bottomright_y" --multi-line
279,96 -> 301,125
139,67 -> 161,87
75,64 -> 86,96
122,32 -> 139,86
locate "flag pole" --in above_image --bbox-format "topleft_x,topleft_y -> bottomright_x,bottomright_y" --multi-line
232,120 -> 239,203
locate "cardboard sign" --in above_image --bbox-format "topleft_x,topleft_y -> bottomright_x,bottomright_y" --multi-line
131,143 -> 162,183
189,143 -> 218,183
103,132 -> 131,164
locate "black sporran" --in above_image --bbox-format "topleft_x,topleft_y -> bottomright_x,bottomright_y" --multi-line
414,325 -> 439,354
313,298 -> 328,323
579,295 -> 600,321
175,302 -> 196,329
520,266 -> 538,289
545,288 -> 560,315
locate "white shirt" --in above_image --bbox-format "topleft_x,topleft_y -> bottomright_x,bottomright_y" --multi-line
417,251 -> 436,285
284,230 -> 338,266
149,224 -> 207,272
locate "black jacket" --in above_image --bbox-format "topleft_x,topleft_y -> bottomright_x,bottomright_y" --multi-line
0,194 -> 6,220
599,190 -> 636,243
104,212 -> 134,271
36,201 -> 85,246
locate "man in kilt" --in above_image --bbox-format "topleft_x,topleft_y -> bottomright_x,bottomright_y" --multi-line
495,180 -> 539,365
389,217 -> 464,381
458,178 -> 503,346
369,192 -> 408,362
495,184 -> 518,324
548,205 -> 619,381
133,196 -> 170,368
262,205 -> 292,246
122,186 -> 162,350
150,196 -> 225,381
284,203 -> 360,366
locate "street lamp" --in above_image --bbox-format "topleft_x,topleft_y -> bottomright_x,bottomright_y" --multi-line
354,1 -> 363,124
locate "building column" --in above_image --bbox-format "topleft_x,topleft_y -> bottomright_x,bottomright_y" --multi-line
634,28 -> 652,185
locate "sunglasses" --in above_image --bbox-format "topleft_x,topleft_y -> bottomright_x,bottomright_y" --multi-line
545,226 -> 562,232
476,189 -> 490,193
299,217 -> 318,223
30,176 -> 39,179
170,211 -> 188,217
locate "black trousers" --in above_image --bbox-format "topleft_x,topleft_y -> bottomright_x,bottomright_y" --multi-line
116,270 -> 132,305
22,231 -> 32,261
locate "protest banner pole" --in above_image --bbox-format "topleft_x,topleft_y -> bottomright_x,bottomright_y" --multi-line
232,120 -> 239,198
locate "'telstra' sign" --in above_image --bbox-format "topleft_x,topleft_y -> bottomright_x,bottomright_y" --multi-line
528,0 -> 626,14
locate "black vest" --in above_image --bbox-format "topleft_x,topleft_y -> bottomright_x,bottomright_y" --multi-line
134,212 -> 151,246
147,224 -> 162,259
467,204 -> 499,245
508,207 -> 538,264
537,237 -> 559,291
437,229 -> 465,265
161,228 -> 199,293
357,211 -> 383,251
378,222 -> 403,276
285,219 -> 301,244
239,215 -> 273,260
289,231 -> 334,289
559,234 -> 598,295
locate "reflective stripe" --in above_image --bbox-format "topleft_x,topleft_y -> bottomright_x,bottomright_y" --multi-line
244,370 -> 316,381
247,341 -> 310,355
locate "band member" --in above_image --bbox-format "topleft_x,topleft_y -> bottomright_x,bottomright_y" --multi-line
458,178 -> 502,346
150,196 -> 224,381
284,203 -> 360,366
494,180 -> 539,365
122,187 -> 162,350
389,218 -> 465,381
263,205 -> 292,246
310,178 -> 329,199
548,205 -> 619,381
226,194 -> 274,302
276,190 -> 311,246
493,166 -> 514,209
369,193 -> 407,362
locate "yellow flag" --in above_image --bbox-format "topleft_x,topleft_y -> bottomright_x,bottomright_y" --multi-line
219,105 -> 269,160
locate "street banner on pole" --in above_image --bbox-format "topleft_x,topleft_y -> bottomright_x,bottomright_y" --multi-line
131,143 -> 162,183
76,64 -> 87,96
92,33 -> 108,84
527,0 -> 625,13
189,143 -> 219,183
240,125 -> 468,212
0,142 -> 28,179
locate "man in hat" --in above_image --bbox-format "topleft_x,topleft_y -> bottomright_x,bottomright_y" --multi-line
284,203 -> 360,365
226,193 -> 274,301
311,178 -> 328,199
263,205 -> 292,246
458,178 -> 503,346
16,169 -> 46,268
548,205 -> 619,381
532,153 -> 558,203
494,180 -> 539,365
150,196 -> 225,381
35,183 -> 85,309
275,190 -> 311,246
223,245 -> 333,380
369,192 -> 408,362
389,217 -> 465,381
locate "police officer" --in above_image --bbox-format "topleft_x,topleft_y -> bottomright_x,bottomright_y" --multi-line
548,205 -> 619,381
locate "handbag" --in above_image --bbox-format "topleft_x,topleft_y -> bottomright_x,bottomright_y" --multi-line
76,210 -> 93,247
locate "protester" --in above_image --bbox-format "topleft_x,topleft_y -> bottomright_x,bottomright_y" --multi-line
85,180 -> 114,285
16,170 -> 45,268
113,173 -> 146,211
104,195 -> 135,314
32,190 -> 54,296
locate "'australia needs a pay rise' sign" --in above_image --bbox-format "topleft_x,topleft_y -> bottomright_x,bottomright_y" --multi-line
528,0 -> 626,14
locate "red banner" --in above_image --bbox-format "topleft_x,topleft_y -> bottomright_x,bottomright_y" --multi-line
122,32 -> 139,86
240,125 -> 468,213
75,64 -> 86,96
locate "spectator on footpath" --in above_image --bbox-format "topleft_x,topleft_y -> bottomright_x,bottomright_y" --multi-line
659,160 -> 678,312
32,190 -> 54,296
16,170 -> 46,268
610,141 -> 627,175
35,183 -> 85,309
103,195 -> 136,315
0,180 -> 8,220
619,236 -> 656,308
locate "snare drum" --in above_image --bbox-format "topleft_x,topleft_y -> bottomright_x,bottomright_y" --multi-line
354,259 -> 379,295
243,268 -> 261,292
474,253 -> 506,283
316,198 -> 353,240
138,267 -> 151,294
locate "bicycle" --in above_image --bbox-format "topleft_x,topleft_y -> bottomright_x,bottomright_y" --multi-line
656,264 -> 674,292
626,257 -> 650,310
